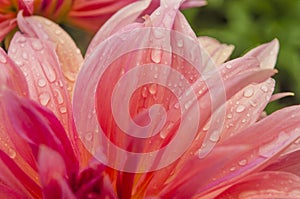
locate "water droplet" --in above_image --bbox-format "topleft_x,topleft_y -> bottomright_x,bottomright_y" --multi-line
151,49 -> 162,63
45,20 -> 52,26
236,105 -> 245,113
22,52 -> 28,60
31,40 -> 43,51
154,73 -> 159,79
238,159 -> 247,166
153,29 -> 164,39
10,48 -> 17,54
230,166 -> 236,171
15,60 -> 23,66
37,79 -> 47,87
155,10 -> 161,16
184,100 -> 193,110
149,84 -> 157,95
225,64 -> 232,69
59,107 -> 67,113
39,92 -> 50,106
85,132 -> 93,141
174,103 -> 180,109
55,29 -> 61,35
54,89 -> 64,104
177,39 -> 183,47
209,130 -> 220,142
0,54 -> 7,63
142,87 -> 148,98
227,113 -> 233,119
243,87 -> 254,97
260,85 -> 268,92
17,36 -> 26,43
241,118 -> 247,123
41,63 -> 56,82
8,148 -> 16,159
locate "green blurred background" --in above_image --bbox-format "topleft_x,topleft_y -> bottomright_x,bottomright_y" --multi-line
183,0 -> 300,113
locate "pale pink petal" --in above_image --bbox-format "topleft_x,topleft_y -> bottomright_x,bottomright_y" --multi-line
216,171 -> 300,199
17,13 -> 83,97
198,36 -> 234,65
0,48 -> 28,96
38,145 -> 76,199
244,39 -> 279,69
0,150 -> 41,198
264,150 -> 300,176
160,105 -> 300,198
270,92 -> 295,102
8,32 -> 79,156
86,0 -> 151,57
2,89 -> 78,175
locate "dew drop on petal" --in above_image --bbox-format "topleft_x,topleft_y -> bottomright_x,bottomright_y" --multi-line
0,54 -> 7,63
59,107 -> 67,113
55,29 -> 61,35
177,39 -> 183,47
260,85 -> 268,92
225,64 -> 232,69
243,87 -> 254,97
37,79 -> 47,87
236,105 -> 245,113
151,49 -> 162,63
31,40 -> 43,51
41,63 -> 56,82
227,113 -> 233,119
39,92 -> 50,106
149,84 -> 157,95
22,52 -> 28,60
209,130 -> 220,142
238,159 -> 247,166
8,148 -> 16,159
85,132 -> 93,141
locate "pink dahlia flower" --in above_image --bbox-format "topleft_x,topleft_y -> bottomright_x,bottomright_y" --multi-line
0,0 -> 300,198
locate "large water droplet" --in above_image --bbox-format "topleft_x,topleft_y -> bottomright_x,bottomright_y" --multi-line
243,87 -> 254,97
39,92 -> 50,106
151,49 -> 162,63
236,105 -> 245,113
54,89 -> 64,104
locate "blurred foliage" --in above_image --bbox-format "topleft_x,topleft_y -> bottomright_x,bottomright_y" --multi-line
183,0 -> 300,112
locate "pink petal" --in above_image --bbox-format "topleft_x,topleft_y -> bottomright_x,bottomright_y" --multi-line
2,89 -> 78,175
244,39 -> 279,69
0,150 -> 41,198
0,19 -> 17,42
18,0 -> 33,15
38,145 -> 76,199
216,171 -> 300,199
270,92 -> 295,102
264,150 -> 300,177
0,48 -> 28,96
198,36 -> 234,65
17,13 -> 83,97
67,0 -> 136,33
8,32 -> 80,156
86,0 -> 152,57
160,105 -> 300,198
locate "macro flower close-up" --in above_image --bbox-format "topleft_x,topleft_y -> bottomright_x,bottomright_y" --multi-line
1,0 -> 300,198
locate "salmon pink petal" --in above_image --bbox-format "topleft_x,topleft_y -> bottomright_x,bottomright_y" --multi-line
270,92 -> 295,102
216,171 -> 300,199
8,32 -> 79,154
161,105 -> 300,198
38,145 -> 76,199
2,89 -> 78,175
198,36 -> 234,65
264,150 -> 300,176
0,150 -> 41,198
86,0 -> 151,57
244,39 -> 279,69
17,13 -> 83,96
0,48 -> 28,96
